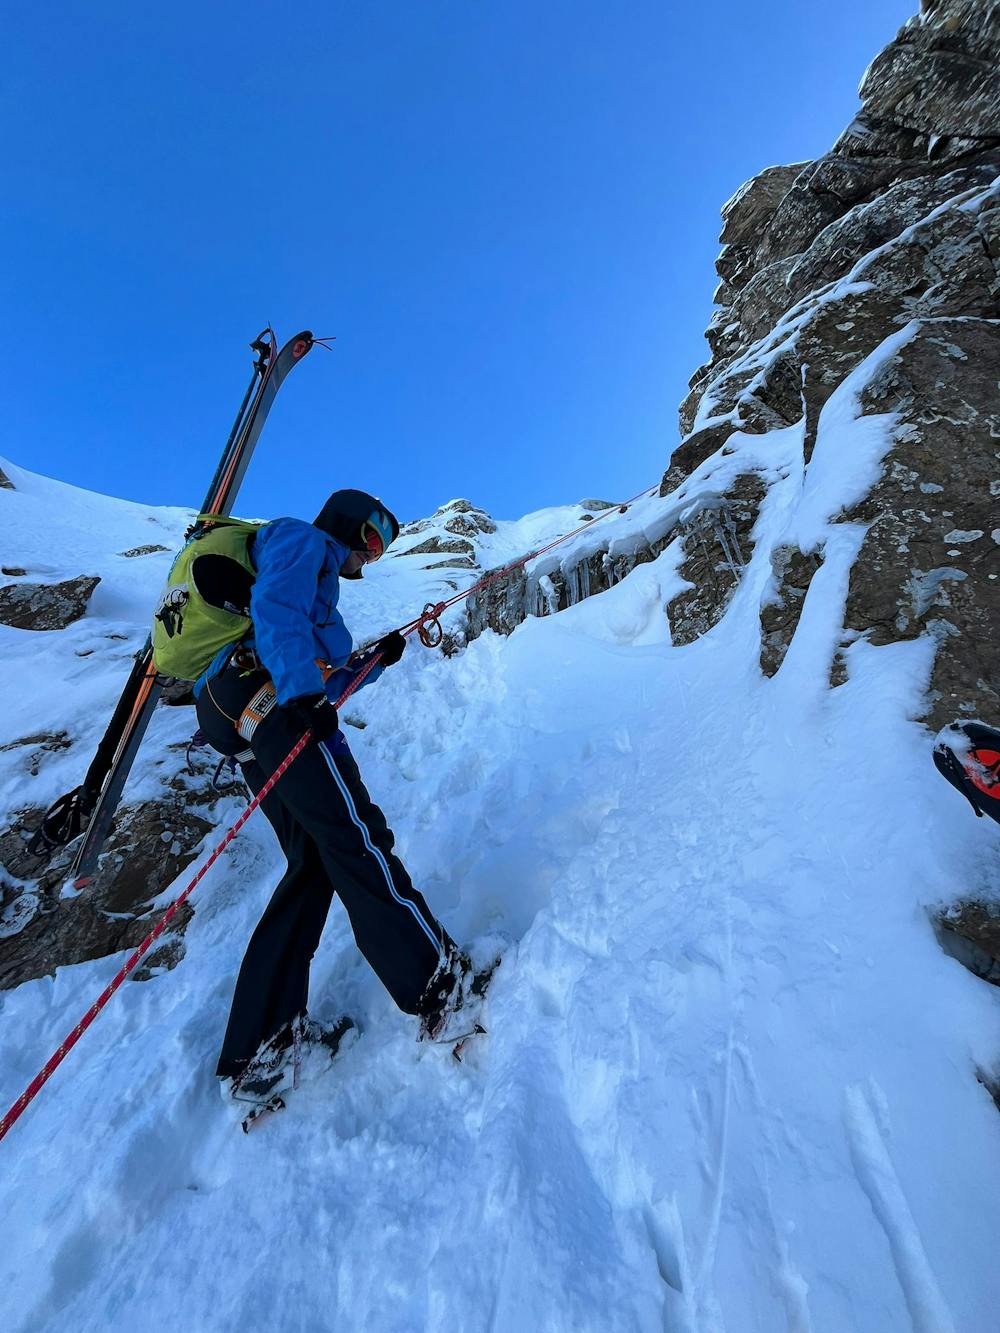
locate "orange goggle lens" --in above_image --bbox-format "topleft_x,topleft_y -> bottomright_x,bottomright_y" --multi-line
360,521 -> 385,561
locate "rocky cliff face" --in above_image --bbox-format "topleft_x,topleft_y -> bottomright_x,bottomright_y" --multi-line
673,0 -> 999,725
471,3 -> 999,722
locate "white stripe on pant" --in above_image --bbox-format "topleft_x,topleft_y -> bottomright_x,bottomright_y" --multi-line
318,739 -> 444,958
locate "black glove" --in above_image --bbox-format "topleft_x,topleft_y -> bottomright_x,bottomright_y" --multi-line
282,693 -> 339,742
375,630 -> 406,667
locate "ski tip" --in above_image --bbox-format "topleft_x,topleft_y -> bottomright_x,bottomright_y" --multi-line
291,332 -> 314,359
73,875 -> 93,891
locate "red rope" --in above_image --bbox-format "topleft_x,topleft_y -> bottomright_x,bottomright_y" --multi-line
398,483 -> 659,642
0,728 -> 314,1144
0,481 -> 656,1144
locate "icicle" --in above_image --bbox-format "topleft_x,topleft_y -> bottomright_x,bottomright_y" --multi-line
568,563 -> 580,606
712,508 -> 740,575
721,504 -> 746,570
537,574 -> 560,617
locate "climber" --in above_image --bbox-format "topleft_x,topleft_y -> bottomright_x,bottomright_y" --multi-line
194,488 -> 480,1104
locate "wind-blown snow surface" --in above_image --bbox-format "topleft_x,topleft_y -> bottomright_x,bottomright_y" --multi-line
1,447 -> 1000,1333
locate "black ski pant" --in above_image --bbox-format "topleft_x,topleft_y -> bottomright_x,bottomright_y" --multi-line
196,665 -> 449,1078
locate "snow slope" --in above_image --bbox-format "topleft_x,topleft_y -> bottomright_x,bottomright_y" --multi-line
1,438 -> 1000,1333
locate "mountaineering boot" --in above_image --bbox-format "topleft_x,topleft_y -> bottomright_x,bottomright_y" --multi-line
418,946 -> 499,1045
299,1014 -> 357,1060
224,1024 -> 296,1106
221,1013 -> 358,1131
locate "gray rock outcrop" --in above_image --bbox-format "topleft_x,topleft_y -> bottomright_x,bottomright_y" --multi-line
0,575 -> 101,631
935,900 -> 1000,987
0,757 -> 231,990
396,499 -> 495,570
119,544 -> 169,558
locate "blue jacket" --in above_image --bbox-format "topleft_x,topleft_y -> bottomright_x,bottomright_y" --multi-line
196,516 -> 384,706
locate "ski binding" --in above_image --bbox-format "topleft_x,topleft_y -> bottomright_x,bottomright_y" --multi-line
239,1093 -> 286,1133
447,1023 -> 487,1062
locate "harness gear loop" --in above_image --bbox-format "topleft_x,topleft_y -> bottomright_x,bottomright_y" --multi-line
237,682 -> 280,745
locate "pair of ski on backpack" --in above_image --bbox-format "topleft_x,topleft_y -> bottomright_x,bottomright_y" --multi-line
25,327 -> 316,874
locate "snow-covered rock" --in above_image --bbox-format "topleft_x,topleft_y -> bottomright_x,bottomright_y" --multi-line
670,0 -> 1000,732
0,574 -> 101,632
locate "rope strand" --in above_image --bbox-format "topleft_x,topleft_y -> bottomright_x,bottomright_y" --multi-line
398,482 -> 659,642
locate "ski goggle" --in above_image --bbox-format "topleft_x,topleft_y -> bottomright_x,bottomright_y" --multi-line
359,512 -> 392,562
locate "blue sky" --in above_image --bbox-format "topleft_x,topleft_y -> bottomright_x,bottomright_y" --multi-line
5,1 -> 914,525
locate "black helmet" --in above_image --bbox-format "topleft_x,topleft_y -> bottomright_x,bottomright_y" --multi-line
313,489 -> 400,579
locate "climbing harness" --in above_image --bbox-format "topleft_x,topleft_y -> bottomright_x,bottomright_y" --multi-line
237,681 -> 280,745
0,482 -> 658,1145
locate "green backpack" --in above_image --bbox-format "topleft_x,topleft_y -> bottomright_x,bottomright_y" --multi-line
152,515 -> 264,681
